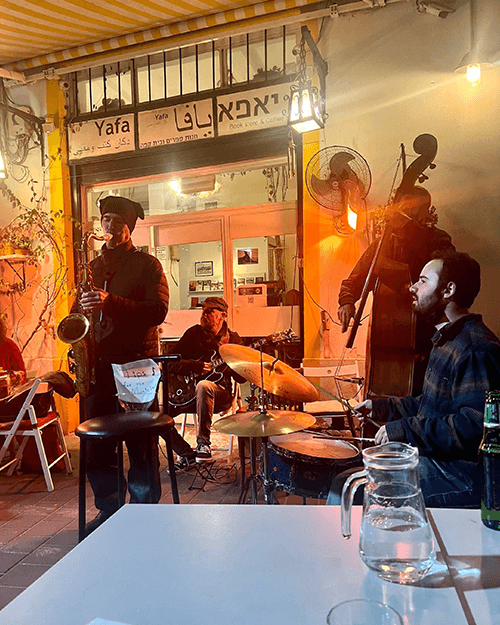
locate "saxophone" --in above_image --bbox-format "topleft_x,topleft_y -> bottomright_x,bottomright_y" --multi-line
57,232 -> 111,396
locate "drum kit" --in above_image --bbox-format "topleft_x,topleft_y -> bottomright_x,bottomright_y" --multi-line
213,343 -> 364,504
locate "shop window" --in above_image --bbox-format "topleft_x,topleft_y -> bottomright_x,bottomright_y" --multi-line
233,235 -> 297,307
158,241 -> 223,311
87,163 -> 295,220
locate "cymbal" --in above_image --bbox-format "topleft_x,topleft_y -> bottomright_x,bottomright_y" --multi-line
219,344 -> 319,402
213,409 -> 316,437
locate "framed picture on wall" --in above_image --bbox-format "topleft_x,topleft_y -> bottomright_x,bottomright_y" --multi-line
195,261 -> 213,277
237,248 -> 259,265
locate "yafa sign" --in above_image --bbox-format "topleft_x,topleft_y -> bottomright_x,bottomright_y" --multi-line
217,84 -> 289,136
68,114 -> 134,160
138,100 -> 214,149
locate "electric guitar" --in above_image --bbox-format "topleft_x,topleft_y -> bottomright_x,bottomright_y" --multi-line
167,329 -> 298,410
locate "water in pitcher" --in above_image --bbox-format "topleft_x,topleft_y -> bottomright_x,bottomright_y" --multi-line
359,497 -> 435,584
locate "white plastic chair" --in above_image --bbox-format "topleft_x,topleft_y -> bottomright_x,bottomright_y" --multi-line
0,378 -> 73,491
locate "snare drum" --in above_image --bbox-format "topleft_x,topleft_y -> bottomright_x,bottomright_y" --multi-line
267,431 -> 361,499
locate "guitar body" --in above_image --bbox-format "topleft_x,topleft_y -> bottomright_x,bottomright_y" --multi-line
168,351 -> 224,409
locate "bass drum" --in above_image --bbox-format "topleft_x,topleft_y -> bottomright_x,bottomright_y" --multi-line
267,431 -> 361,499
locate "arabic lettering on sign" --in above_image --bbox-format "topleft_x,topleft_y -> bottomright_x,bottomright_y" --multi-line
138,100 -> 213,149
217,84 -> 289,136
68,114 -> 135,160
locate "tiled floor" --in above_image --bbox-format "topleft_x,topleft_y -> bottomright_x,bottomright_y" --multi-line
0,427 -> 323,611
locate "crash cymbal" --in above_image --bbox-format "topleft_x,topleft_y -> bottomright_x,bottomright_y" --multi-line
219,344 -> 319,402
213,409 -> 316,437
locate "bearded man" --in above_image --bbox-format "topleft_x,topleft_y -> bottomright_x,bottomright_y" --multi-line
77,195 -> 169,535
329,251 -> 500,508
166,297 -> 244,469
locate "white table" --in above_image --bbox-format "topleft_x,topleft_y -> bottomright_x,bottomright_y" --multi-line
430,508 -> 500,625
0,505 -> 495,625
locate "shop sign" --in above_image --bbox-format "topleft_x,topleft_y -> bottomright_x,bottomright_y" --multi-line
68,114 -> 134,160
138,99 -> 214,149
217,83 -> 289,136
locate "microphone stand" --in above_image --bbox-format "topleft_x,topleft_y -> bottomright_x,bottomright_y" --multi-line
152,353 -> 182,504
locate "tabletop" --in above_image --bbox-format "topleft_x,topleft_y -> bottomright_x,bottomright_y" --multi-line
0,505 -> 497,625
429,508 -> 500,625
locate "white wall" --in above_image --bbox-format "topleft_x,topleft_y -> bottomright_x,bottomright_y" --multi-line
0,80 -> 59,375
313,1 -> 500,360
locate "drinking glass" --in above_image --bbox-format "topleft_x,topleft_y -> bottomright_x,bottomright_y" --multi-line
327,599 -> 403,625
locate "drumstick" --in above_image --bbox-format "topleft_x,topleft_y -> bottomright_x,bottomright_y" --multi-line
313,435 -> 376,443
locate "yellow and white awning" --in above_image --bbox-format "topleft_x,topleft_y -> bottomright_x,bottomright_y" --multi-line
1,0 -> 327,75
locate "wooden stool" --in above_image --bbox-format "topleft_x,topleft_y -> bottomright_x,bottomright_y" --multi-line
75,411 -> 179,542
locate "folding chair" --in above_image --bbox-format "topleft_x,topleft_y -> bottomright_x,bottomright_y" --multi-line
179,383 -> 243,457
0,378 -> 73,492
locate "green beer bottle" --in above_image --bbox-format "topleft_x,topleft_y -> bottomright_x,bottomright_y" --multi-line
480,390 -> 500,530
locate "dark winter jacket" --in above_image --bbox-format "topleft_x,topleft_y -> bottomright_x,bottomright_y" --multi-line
89,240 -> 169,366
338,224 -> 455,308
169,321 -> 244,393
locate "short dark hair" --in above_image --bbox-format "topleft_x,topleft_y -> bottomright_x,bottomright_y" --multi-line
437,252 -> 481,308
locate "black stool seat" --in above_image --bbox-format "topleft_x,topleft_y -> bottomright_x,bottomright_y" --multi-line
76,411 -> 179,542
76,411 -> 174,439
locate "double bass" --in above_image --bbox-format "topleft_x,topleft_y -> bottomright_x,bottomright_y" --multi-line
345,133 -> 438,399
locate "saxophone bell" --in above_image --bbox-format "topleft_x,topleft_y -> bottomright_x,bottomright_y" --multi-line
56,313 -> 90,345
57,231 -> 111,397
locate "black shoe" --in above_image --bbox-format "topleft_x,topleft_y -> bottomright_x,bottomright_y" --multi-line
196,443 -> 212,462
85,510 -> 113,537
173,455 -> 197,473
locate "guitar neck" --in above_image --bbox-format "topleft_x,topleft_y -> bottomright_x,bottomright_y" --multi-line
209,337 -> 273,372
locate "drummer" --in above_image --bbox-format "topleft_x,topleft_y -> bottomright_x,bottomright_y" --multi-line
327,252 -> 500,508
166,297 -> 245,470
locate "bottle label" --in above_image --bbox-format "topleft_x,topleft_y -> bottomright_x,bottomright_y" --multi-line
484,402 -> 500,426
482,503 -> 500,521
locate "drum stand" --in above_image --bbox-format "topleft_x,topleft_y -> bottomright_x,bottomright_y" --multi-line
238,434 -> 276,505
238,390 -> 277,505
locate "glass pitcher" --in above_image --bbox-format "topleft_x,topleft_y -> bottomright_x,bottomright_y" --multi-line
341,442 -> 435,584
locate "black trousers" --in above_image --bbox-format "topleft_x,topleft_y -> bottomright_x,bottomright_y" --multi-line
85,368 -> 161,514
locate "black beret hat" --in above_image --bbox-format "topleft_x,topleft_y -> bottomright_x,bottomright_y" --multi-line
99,196 -> 144,233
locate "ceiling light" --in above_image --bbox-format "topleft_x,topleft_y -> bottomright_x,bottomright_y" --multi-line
455,51 -> 492,85
168,175 -> 218,197
454,0 -> 492,85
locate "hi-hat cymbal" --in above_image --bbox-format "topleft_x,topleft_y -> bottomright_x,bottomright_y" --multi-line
213,409 -> 316,437
220,344 -> 319,402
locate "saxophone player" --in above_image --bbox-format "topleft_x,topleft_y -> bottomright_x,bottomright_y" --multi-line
78,196 -> 169,536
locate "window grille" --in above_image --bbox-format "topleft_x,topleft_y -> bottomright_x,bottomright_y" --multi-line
72,25 -> 297,117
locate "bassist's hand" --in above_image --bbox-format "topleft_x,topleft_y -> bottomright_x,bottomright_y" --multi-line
201,362 -> 211,375
338,304 -> 355,333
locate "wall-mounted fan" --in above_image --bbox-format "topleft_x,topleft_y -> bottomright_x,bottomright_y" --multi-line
305,147 -> 372,228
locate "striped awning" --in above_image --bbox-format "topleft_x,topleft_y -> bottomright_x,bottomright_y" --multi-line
1,0 -> 325,74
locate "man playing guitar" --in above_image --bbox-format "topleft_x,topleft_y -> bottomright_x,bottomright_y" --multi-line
167,297 -> 245,468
